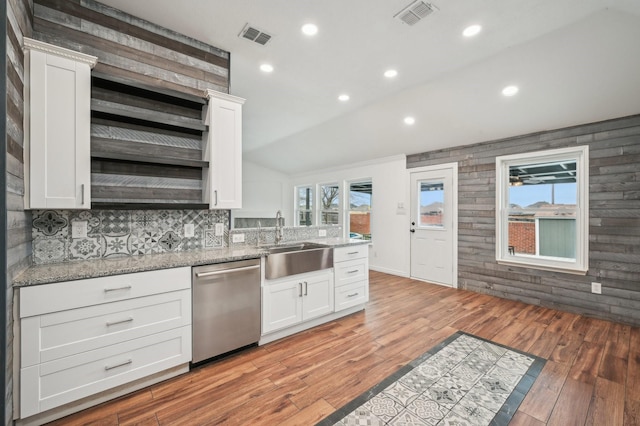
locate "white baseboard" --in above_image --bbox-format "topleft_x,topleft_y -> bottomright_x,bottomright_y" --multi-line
368,265 -> 409,277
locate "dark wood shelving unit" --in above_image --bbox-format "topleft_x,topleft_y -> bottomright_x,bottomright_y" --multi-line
90,73 -> 208,208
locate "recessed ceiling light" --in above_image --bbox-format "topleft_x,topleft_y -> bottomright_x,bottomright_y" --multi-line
404,116 -> 415,125
338,94 -> 350,102
301,23 -> 318,36
463,24 -> 482,37
260,63 -> 274,73
502,85 -> 519,96
384,69 -> 398,78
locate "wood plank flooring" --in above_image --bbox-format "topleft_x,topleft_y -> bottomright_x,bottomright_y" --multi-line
47,271 -> 640,425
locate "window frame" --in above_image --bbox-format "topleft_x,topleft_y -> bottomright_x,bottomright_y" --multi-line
294,184 -> 314,226
318,182 -> 341,226
495,146 -> 589,274
346,179 -> 373,240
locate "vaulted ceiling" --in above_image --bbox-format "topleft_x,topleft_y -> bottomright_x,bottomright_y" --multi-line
99,0 -> 640,174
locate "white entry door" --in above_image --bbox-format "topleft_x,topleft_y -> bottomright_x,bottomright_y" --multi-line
409,163 -> 457,287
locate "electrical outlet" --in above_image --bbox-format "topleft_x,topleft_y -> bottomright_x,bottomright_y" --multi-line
318,229 -> 327,237
184,223 -> 195,238
591,282 -> 602,294
215,223 -> 224,236
232,233 -> 245,243
71,220 -> 88,239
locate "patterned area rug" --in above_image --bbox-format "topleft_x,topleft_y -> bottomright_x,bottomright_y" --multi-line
317,332 -> 546,426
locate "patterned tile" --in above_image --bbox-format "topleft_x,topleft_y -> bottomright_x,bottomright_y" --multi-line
69,237 -> 101,260
33,237 -> 67,264
100,211 -> 131,235
103,234 -> 131,257
33,210 -> 68,237
205,229 -> 223,248
70,210 -> 101,233
159,230 -> 182,252
129,231 -> 161,256
317,333 -> 545,426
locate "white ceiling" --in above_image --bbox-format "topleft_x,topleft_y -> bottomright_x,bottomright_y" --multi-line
99,0 -> 640,174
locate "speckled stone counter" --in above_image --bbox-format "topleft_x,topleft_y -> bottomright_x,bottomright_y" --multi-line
13,238 -> 370,287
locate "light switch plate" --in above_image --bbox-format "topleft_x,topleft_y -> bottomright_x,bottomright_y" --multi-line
184,223 -> 195,238
71,220 -> 88,239
232,233 -> 245,243
215,223 -> 224,236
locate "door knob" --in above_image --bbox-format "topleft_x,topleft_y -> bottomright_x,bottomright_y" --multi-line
410,229 -> 415,233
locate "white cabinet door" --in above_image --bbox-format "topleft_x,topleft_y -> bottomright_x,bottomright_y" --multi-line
203,90 -> 245,209
262,270 -> 334,334
301,272 -> 334,321
24,38 -> 97,209
262,278 -> 303,334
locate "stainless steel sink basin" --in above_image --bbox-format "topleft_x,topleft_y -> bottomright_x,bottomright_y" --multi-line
264,242 -> 333,280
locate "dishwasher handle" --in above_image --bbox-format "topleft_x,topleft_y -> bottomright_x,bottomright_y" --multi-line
195,264 -> 260,278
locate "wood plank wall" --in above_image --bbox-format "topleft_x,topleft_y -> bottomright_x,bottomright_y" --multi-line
6,0 -> 33,423
407,114 -> 640,326
32,0 -> 230,97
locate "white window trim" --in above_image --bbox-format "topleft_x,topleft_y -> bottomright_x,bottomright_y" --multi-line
294,184 -> 314,226
496,146 -> 589,275
318,182 -> 341,227
345,178 -> 373,240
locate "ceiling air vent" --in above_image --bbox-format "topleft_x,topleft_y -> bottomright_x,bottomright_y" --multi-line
394,1 -> 438,26
239,24 -> 272,45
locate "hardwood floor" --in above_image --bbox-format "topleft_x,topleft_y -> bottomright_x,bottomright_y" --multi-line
48,271 -> 639,425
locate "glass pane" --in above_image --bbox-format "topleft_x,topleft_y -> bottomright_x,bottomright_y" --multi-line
320,184 -> 340,211
419,181 -> 444,227
298,210 -> 313,226
349,181 -> 372,240
297,186 -> 313,209
321,211 -> 339,225
507,159 -> 577,259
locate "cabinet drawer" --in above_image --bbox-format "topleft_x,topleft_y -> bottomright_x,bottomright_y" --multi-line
335,281 -> 368,311
20,267 -> 191,317
333,245 -> 368,263
20,326 -> 191,418
334,258 -> 368,287
21,290 -> 191,367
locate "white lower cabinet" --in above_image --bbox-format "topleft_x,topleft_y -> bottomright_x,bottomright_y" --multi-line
19,267 -> 192,420
262,269 -> 334,334
334,245 -> 369,312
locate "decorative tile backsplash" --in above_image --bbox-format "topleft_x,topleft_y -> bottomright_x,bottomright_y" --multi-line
32,209 -> 230,265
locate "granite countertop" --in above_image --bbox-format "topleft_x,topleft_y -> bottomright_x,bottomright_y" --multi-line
13,238 -> 370,287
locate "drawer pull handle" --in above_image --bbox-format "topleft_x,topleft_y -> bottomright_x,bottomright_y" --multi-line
347,269 -> 359,274
104,285 -> 132,293
347,251 -> 359,255
298,282 -> 303,298
106,317 -> 133,327
105,359 -> 132,371
347,292 -> 359,298
304,281 -> 308,296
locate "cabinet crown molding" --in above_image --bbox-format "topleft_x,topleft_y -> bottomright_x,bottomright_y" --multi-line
23,37 -> 98,68
205,89 -> 245,104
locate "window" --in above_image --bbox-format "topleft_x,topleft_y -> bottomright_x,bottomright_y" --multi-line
419,181 -> 444,228
348,181 -> 372,240
496,146 -> 589,274
295,185 -> 314,226
319,183 -> 340,225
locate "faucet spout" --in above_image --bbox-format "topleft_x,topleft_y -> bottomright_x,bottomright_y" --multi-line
275,210 -> 283,244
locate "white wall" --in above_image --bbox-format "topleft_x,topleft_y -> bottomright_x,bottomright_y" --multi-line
232,161 -> 292,224
289,155 -> 410,277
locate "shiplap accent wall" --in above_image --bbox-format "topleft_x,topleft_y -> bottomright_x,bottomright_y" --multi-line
33,0 -> 229,97
6,0 -> 32,423
407,114 -> 640,326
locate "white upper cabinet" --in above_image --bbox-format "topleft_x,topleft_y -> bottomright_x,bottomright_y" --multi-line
23,38 -> 97,210
203,90 -> 245,209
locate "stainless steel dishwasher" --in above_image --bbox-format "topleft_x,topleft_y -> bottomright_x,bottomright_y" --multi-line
192,259 -> 261,364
